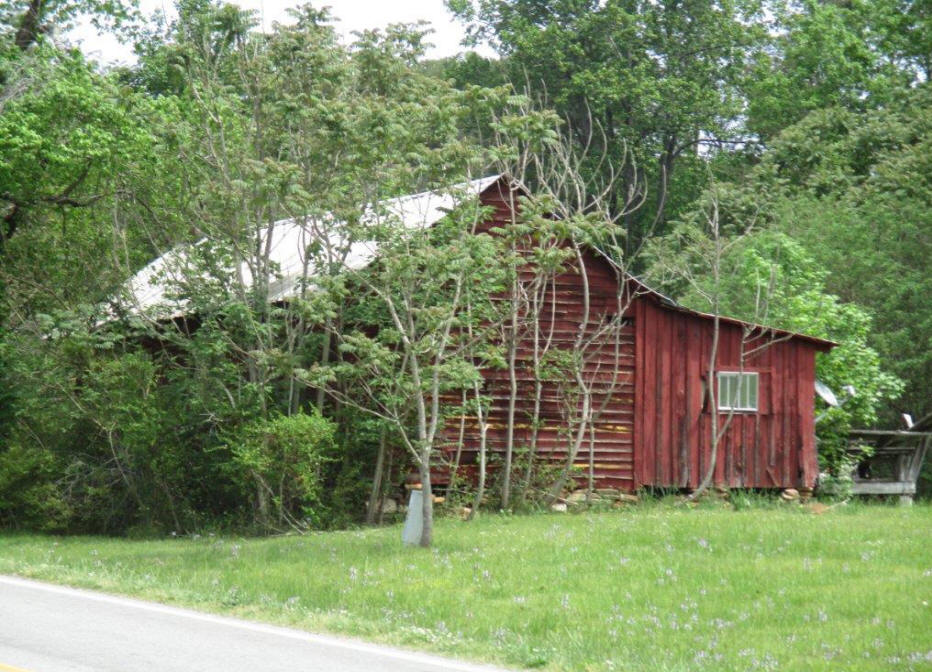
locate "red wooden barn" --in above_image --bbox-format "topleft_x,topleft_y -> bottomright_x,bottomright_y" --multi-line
119,172 -> 834,494
439,176 -> 835,493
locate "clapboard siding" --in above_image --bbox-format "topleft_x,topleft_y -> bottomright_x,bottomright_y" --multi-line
438,244 -> 637,489
437,181 -> 636,489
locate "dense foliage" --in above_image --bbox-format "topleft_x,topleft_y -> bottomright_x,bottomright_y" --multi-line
1,0 -> 928,536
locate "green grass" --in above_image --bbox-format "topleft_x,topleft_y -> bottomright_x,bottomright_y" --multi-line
1,502 -> 930,671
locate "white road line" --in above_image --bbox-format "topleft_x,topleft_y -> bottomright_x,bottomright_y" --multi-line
0,575 -> 508,672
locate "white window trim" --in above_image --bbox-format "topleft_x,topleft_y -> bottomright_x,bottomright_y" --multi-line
716,371 -> 759,412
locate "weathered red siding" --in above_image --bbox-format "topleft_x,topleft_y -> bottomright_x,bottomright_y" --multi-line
440,181 -> 637,489
633,298 -> 824,490
437,177 -> 829,493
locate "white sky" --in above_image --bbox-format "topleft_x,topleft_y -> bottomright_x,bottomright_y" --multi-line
71,0 -> 492,66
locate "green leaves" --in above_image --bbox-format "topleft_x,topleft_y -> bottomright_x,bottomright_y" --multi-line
745,0 -> 925,140
453,0 -> 763,239
652,79 -> 932,445
752,86 -> 932,419
0,45 -> 140,238
226,411 -> 337,529
649,206 -> 905,473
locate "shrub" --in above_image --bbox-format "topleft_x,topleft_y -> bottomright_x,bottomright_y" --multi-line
228,411 -> 337,532
0,442 -> 71,531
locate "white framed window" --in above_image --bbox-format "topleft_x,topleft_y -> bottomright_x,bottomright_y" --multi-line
717,372 -> 759,412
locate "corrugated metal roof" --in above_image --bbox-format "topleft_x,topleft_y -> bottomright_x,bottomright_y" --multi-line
118,175 -> 502,319
116,172 -> 837,352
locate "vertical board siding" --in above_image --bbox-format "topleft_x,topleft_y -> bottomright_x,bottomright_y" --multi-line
634,300 -> 822,490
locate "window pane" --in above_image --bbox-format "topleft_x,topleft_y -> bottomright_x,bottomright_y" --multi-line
717,372 -> 759,411
718,373 -> 734,409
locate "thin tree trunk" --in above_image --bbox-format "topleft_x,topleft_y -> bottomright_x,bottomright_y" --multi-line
653,134 -> 676,232
316,328 -> 332,411
622,161 -> 638,258
378,447 -> 394,526
501,279 -> 519,510
155,476 -> 183,533
14,0 -> 42,50
107,430 -> 147,520
404,305 -> 433,547
450,389 -> 467,487
691,199 -> 723,500
255,473 -> 270,528
520,293 -> 544,502
546,246 -> 593,502
418,455 -> 433,548
469,378 -> 489,519
587,423 -> 596,496
365,429 -> 387,525
519,276 -> 556,502
693,312 -> 721,498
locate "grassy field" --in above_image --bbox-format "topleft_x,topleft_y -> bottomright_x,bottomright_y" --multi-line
0,501 -> 930,671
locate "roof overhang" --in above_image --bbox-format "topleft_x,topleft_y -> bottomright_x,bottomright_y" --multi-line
625,276 -> 838,351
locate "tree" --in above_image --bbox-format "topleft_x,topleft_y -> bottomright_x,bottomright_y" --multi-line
744,0 -> 920,141
646,188 -> 903,479
0,1 -> 531,535
1,0 -> 137,51
474,99 -> 639,508
109,4 -> 533,537
874,0 -> 932,82
318,192 -> 510,546
700,84 -> 932,421
0,43 -> 147,256
645,181 -> 762,497
449,0 -> 765,251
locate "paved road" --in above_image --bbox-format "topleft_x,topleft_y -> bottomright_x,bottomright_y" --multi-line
0,576 -> 510,672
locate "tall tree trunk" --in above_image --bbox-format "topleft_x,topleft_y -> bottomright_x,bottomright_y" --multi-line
546,246 -> 593,502
520,284 -> 544,501
587,424 -> 596,495
501,279 -> 519,509
316,327 -> 332,411
519,276 -> 556,502
622,162 -> 639,258
255,473 -> 270,528
653,134 -> 677,233
107,430 -> 147,521
406,320 -> 434,547
469,379 -> 489,519
693,312 -> 721,498
547,382 -> 592,503
691,201 -> 723,500
378,446 -> 394,526
449,389 -> 467,487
